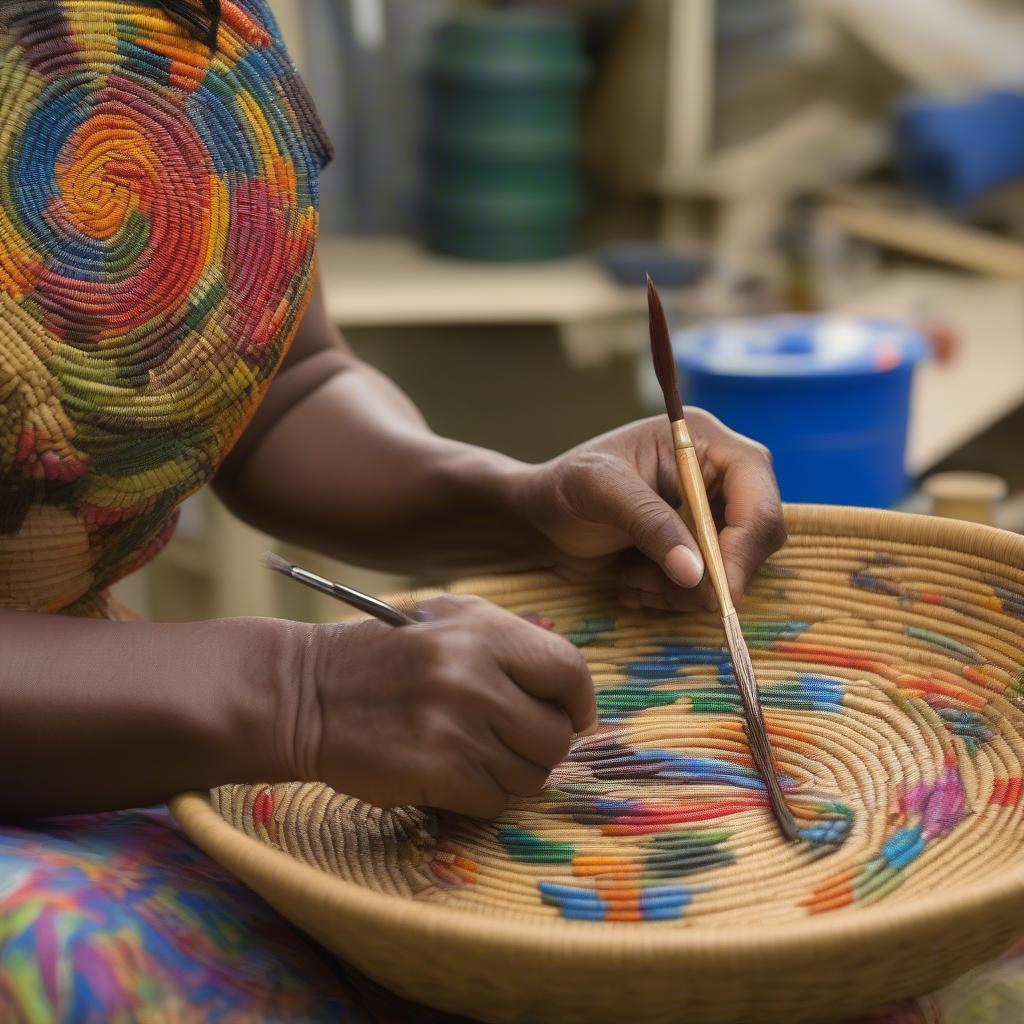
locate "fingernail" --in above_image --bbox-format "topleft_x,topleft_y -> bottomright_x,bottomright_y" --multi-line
665,545 -> 704,588
579,718 -> 600,736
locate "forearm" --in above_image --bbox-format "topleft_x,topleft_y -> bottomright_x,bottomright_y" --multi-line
0,610 -> 300,818
217,362 -> 551,574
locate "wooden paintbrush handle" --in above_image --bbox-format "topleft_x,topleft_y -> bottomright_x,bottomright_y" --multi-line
671,419 -> 734,614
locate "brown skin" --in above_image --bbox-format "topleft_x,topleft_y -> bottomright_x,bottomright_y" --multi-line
0,269 -> 785,820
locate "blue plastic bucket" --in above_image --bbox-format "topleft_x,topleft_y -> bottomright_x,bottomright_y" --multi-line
674,316 -> 928,507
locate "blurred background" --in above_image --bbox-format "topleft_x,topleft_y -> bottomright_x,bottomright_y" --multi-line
122,0 -> 1024,623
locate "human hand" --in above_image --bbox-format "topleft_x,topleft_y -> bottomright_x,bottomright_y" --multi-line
514,410 -> 786,611
284,595 -> 596,817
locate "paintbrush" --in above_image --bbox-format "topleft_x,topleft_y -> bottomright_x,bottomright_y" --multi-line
646,276 -> 800,842
262,551 -> 417,627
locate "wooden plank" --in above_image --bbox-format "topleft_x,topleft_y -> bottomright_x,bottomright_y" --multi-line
822,202 -> 1024,282
318,236 -> 639,328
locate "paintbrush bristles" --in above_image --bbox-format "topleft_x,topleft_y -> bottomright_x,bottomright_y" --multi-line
646,275 -> 684,423
723,613 -> 800,841
262,550 -> 293,576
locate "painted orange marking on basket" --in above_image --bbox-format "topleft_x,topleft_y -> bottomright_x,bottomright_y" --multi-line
573,856 -> 639,879
991,777 -> 1023,806
899,677 -> 986,709
773,643 -> 882,673
962,666 -> 993,691
804,888 -> 855,913
936,666 -> 1002,696
801,868 -> 857,913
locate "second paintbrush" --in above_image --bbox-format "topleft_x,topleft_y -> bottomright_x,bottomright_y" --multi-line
262,551 -> 418,628
646,276 -> 800,843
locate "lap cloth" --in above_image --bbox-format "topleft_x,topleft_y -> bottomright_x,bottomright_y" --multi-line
1,809 -> 1023,1022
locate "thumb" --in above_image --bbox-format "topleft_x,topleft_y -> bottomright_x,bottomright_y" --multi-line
585,468 -> 705,588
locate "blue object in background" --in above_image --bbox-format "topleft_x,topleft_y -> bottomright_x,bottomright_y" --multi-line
675,316 -> 928,508
895,91 -> 1024,207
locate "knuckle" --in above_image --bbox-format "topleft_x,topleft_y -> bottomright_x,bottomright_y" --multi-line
759,504 -> 789,549
545,632 -> 588,677
420,711 -> 458,752
423,593 -> 486,619
630,494 -> 671,544
564,451 -> 619,496
430,666 -> 472,708
420,594 -> 459,615
418,633 -> 451,675
686,406 -> 721,435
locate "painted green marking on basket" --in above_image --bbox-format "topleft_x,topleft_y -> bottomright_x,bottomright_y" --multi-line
643,830 -> 735,877
906,626 -> 982,663
742,620 -> 810,644
566,617 -> 615,646
690,695 -> 739,714
597,686 -> 682,716
498,827 -> 575,864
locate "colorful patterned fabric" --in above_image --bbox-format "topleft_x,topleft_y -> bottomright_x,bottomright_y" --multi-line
3,811 -> 1024,1023
0,810 -> 369,1023
0,0 -> 328,616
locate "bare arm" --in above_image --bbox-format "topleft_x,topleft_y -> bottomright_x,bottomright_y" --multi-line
0,611 -> 294,818
215,269 -> 787,606
1,599 -> 594,821
214,274 -> 541,575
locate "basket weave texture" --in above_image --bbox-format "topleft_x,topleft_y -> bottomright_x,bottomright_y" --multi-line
172,506 -> 1024,1023
0,1 -> 326,616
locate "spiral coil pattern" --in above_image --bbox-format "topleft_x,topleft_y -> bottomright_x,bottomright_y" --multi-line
0,1 -> 328,612
217,516 -> 1024,927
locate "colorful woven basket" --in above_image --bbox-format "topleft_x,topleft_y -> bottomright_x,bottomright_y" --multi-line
172,506 -> 1024,1024
0,1 -> 327,615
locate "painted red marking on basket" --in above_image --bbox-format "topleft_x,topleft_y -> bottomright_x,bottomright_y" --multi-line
252,788 -> 274,826
600,798 -> 766,835
991,777 -> 1023,806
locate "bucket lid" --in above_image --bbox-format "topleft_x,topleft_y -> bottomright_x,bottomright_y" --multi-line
674,315 -> 929,377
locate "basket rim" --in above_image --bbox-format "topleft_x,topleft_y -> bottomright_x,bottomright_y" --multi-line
171,504 -> 1024,962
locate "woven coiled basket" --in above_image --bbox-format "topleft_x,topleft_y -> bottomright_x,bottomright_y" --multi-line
172,506 -> 1024,1024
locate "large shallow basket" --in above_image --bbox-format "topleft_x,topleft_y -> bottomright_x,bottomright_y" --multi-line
172,506 -> 1024,1023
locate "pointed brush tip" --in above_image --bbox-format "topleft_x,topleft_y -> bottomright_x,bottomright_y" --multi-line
261,550 -> 292,575
645,278 -> 683,422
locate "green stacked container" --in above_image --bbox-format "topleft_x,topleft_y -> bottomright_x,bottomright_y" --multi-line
422,11 -> 588,261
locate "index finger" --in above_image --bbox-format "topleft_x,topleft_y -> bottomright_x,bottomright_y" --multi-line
486,609 -> 597,733
715,448 -> 787,602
